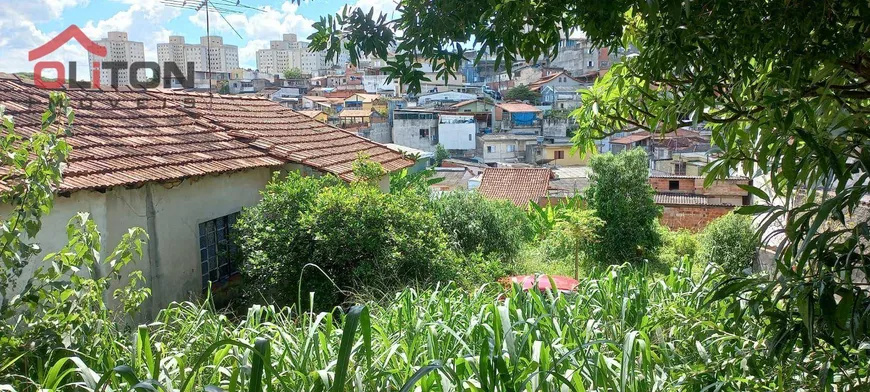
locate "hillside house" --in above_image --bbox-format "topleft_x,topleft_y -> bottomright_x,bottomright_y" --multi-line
343,93 -> 379,111
477,168 -> 554,207
391,109 -> 477,156
0,74 -> 411,317
495,103 -> 543,133
650,173 -> 751,231
477,133 -> 539,163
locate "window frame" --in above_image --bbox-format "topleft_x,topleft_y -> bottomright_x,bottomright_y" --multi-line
198,212 -> 241,292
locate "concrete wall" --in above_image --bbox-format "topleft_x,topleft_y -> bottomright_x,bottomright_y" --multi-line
542,119 -> 569,138
438,115 -> 477,150
3,167 -> 285,319
364,121 -> 391,144
478,138 -> 534,163
392,117 -> 439,152
659,204 -> 734,231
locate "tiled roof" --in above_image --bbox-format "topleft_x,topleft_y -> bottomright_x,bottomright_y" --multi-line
346,93 -> 379,102
450,99 -> 481,109
649,173 -> 748,180
654,193 -> 736,206
477,168 -> 552,206
338,109 -> 374,118
497,102 -> 542,113
0,76 -> 411,191
528,71 -> 582,91
296,110 -> 324,118
611,131 -> 651,145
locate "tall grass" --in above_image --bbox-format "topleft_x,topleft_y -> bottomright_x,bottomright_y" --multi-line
3,259 -> 867,391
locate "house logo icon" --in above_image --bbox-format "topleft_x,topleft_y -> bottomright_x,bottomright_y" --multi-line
28,25 -> 106,89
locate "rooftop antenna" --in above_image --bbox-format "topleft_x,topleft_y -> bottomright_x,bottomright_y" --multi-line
161,0 -> 263,93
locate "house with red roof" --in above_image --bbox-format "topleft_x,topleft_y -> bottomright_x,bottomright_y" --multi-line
0,74 -> 411,316
477,167 -> 554,207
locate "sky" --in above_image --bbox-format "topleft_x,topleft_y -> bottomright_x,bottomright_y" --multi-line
0,0 -> 398,77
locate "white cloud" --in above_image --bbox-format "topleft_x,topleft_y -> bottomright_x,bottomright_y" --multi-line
350,0 -> 399,19
188,2 -> 316,43
0,0 -> 181,79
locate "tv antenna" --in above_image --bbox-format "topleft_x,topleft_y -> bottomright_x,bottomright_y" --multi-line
160,0 -> 264,93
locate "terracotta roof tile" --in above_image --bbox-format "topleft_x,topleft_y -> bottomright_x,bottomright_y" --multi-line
478,168 -> 552,206
497,102 -> 542,113
0,79 -> 412,191
654,193 -> 736,206
611,131 -> 651,145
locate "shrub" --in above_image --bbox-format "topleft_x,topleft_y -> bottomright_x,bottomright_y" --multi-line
698,212 -> 760,274
236,172 -> 454,309
432,192 -> 530,262
586,148 -> 662,263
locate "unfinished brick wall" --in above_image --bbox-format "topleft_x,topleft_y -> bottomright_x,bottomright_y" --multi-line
659,204 -> 734,231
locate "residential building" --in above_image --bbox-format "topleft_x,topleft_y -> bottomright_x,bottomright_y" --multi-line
429,167 -> 476,193
391,109 -> 477,155
344,93 -> 379,111
610,131 -> 652,153
477,133 -> 539,163
477,168 -> 553,207
0,74 -> 411,317
494,103 -> 542,133
417,91 -> 479,106
650,173 -> 750,231
296,109 -> 329,122
525,141 -> 589,166
227,78 -> 269,94
255,34 -> 302,76
450,99 -> 495,113
88,31 -> 145,87
384,144 -> 434,173
157,36 -> 239,87
547,31 -> 615,77
653,151 -> 714,176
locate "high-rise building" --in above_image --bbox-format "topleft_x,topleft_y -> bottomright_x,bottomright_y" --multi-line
256,34 -> 352,77
88,32 -> 145,87
256,34 -> 301,76
157,36 -> 239,74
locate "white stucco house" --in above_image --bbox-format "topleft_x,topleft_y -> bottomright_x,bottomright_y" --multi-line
0,74 -> 411,317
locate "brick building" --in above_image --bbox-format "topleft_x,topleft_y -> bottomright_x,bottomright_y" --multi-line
649,174 -> 751,231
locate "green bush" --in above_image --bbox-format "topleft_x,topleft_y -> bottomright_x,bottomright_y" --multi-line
698,212 -> 760,274
586,148 -> 662,263
432,192 -> 531,261
236,172 -> 453,309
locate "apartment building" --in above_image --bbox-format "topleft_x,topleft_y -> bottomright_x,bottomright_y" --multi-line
88,32 -> 145,87
157,36 -> 239,75
256,34 -> 302,75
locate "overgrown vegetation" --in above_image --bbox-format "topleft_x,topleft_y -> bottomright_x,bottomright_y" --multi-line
698,212 -> 760,274
502,85 -> 541,103
586,148 -> 662,263
236,169 -> 530,310
3,99 -> 870,391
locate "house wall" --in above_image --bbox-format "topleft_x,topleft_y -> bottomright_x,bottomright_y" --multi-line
365,121 -> 392,144
454,101 -> 494,113
659,204 -> 734,231
2,167 -> 286,319
649,177 -> 748,198
438,115 -> 477,150
478,138 -> 532,163
418,92 -> 477,105
542,119 -> 569,137
545,146 -> 587,166
392,116 -> 439,152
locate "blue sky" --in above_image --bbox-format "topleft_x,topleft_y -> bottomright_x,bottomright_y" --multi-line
0,0 -> 395,75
